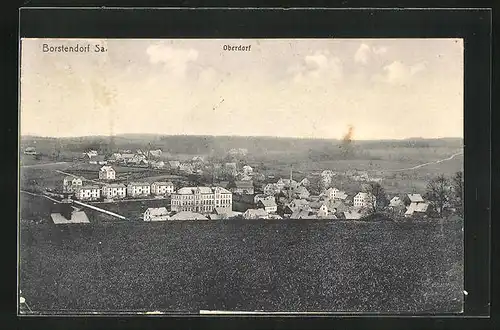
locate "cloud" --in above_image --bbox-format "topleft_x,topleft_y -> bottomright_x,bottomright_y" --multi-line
146,44 -> 199,77
354,44 -> 387,64
288,50 -> 342,83
354,44 -> 371,64
372,61 -> 427,85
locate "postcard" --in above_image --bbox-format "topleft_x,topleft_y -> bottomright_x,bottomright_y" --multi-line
19,38 -> 464,315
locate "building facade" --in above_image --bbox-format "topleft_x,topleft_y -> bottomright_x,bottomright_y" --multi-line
127,182 -> 151,197
171,186 -> 232,214
99,166 -> 116,180
143,207 -> 169,221
76,186 -> 101,201
151,182 -> 175,195
102,183 -> 126,199
353,192 -> 376,209
63,176 -> 83,193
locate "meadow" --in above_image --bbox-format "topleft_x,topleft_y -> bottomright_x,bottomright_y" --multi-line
19,219 -> 463,314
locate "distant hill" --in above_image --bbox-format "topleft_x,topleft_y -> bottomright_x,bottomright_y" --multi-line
20,134 -> 464,162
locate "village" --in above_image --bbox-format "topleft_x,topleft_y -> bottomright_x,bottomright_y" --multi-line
21,144 -> 462,224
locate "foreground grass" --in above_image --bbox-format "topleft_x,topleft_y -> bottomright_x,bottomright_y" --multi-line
19,220 -> 463,314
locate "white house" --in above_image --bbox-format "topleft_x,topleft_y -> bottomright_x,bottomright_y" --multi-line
99,166 -> 116,180
353,192 -> 376,209
102,183 -> 126,200
143,207 -> 169,221
127,182 -> 151,197
242,165 -> 253,176
243,208 -> 269,220
151,181 -> 175,195
62,176 -> 83,193
76,185 -> 101,201
257,199 -> 278,213
405,202 -> 430,217
317,203 -> 329,218
254,194 -> 275,205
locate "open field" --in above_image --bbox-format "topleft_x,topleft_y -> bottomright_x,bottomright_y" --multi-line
19,220 -> 463,313
90,199 -> 170,221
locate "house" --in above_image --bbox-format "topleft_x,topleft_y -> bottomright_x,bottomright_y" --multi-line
120,153 -> 135,163
254,194 -> 275,205
324,188 -> 348,201
179,163 -> 194,173
151,181 -> 175,195
169,160 -> 181,167
239,174 -> 252,181
169,211 -> 208,221
143,207 -> 169,221
151,160 -> 165,169
257,199 -> 278,213
242,165 -> 253,176
263,183 -> 280,196
99,166 -> 116,180
284,199 -> 312,215
290,209 -> 317,219
130,154 -> 148,166
299,178 -> 310,187
89,155 -> 107,165
107,153 -> 122,163
316,203 -> 330,218
243,208 -> 269,220
62,176 -> 83,193
405,202 -> 431,217
232,180 -> 254,195
171,186 -> 232,214
149,149 -> 162,157
24,147 -> 37,155
293,186 -> 310,199
353,192 -> 376,209
389,196 -> 405,208
76,185 -> 101,201
102,183 -> 126,200
87,150 -> 98,157
127,182 -> 151,197
404,193 -> 425,205
276,178 -> 298,190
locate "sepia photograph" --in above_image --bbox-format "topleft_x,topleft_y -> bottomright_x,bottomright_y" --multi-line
18,38 -> 464,314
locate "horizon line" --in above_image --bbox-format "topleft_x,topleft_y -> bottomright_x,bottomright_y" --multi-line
20,133 -> 464,141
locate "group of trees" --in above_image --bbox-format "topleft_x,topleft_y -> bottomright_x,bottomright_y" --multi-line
361,171 -> 463,218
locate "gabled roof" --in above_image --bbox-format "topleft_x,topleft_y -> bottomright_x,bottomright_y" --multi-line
405,202 -> 430,215
104,183 -> 126,188
170,211 -> 208,220
177,187 -> 213,195
407,194 -> 424,203
152,181 -> 174,186
64,175 -> 81,181
100,165 -> 115,171
79,185 -> 100,190
145,207 -> 169,216
244,208 -> 268,218
290,210 -> 316,219
259,199 -> 277,208
294,186 -> 309,194
234,180 -> 254,189
128,182 -> 150,187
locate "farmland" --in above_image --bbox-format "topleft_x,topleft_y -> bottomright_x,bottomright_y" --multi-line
19,219 -> 463,313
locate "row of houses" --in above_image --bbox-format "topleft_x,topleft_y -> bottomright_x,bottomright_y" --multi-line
64,176 -> 175,201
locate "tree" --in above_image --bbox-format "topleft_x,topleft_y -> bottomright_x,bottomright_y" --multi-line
451,171 -> 464,216
364,182 -> 389,213
425,174 -> 450,217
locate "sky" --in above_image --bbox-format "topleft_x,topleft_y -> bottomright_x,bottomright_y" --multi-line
20,38 -> 464,140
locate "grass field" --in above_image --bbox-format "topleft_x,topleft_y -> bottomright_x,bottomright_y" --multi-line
19,220 -> 463,314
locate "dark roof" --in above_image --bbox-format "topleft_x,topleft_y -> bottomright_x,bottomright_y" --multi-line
235,180 -> 254,188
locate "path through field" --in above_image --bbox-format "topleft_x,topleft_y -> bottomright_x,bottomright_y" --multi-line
21,162 -> 68,168
382,151 -> 463,173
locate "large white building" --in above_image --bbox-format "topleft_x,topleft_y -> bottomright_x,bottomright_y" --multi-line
151,182 -> 175,196
102,183 -> 126,199
127,182 -> 151,197
353,192 -> 376,209
62,176 -> 83,193
99,166 -> 116,180
76,185 -> 101,201
171,186 -> 232,214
